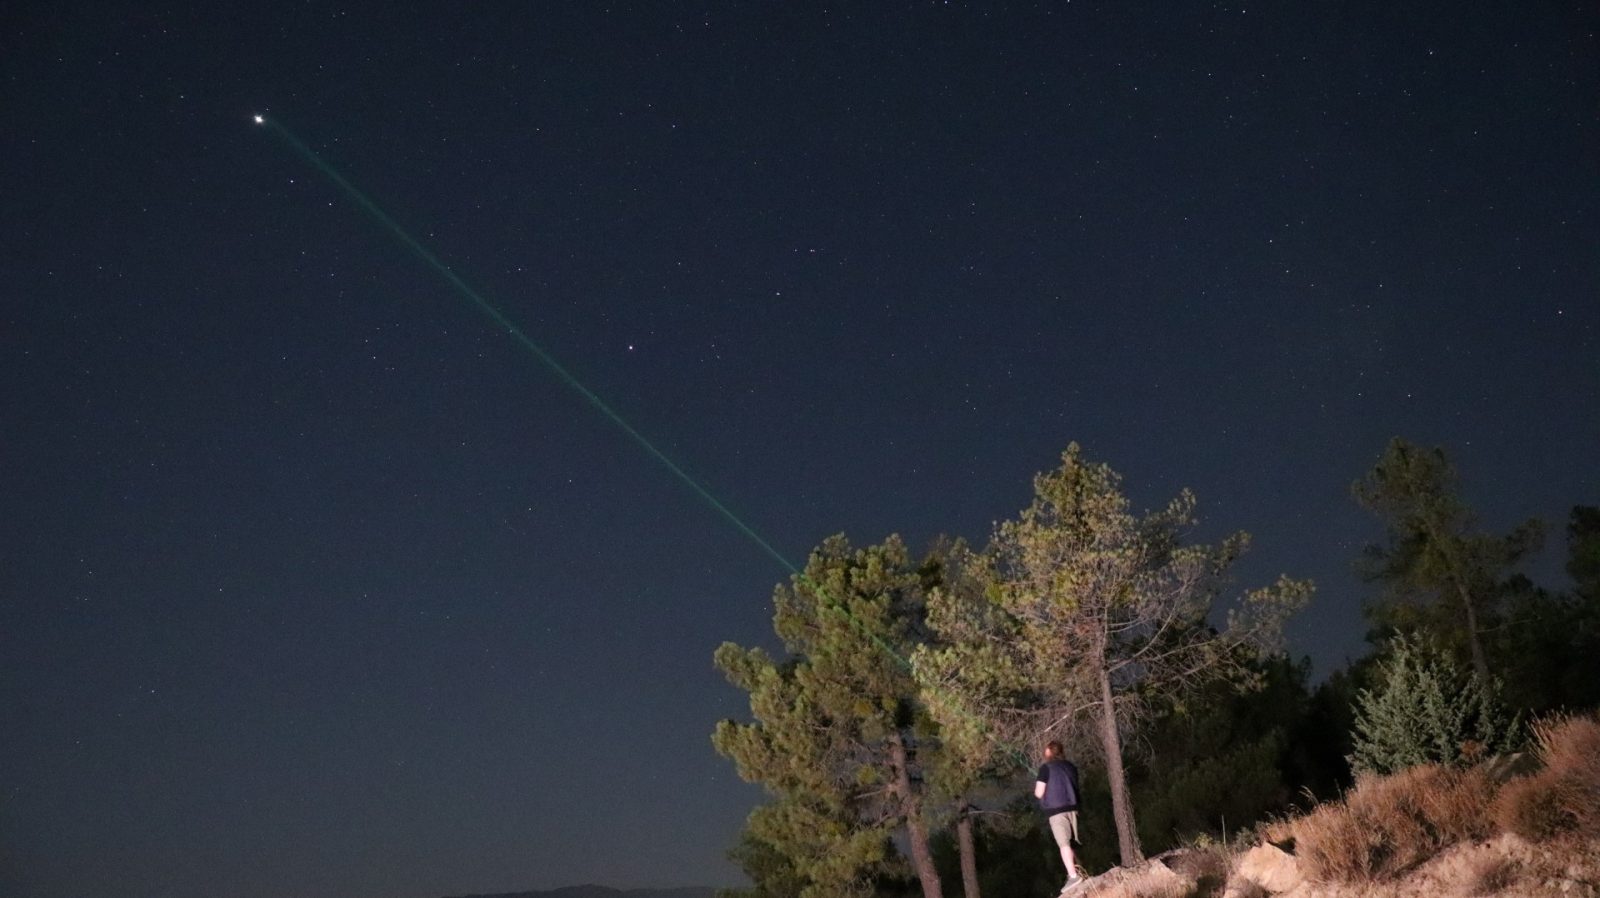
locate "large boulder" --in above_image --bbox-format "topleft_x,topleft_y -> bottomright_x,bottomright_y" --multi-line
1077,853 -> 1192,897
1230,842 -> 1302,894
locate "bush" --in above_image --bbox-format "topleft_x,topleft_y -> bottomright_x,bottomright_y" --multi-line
1415,764 -> 1496,844
1492,714 -> 1600,841
1267,713 -> 1600,888
1536,714 -> 1600,837
1295,801 -> 1381,883
1493,773 -> 1567,842
1354,768 -> 1439,873
1296,763 -> 1496,884
1348,634 -> 1521,775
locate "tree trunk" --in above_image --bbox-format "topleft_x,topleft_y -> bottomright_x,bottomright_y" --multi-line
1425,516 -> 1492,682
1454,577 -> 1491,682
889,731 -> 944,898
956,808 -> 980,898
1097,664 -> 1144,865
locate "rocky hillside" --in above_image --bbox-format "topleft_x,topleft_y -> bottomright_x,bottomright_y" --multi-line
1068,714 -> 1600,898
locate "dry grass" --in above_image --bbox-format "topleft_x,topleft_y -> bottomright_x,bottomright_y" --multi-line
1492,714 -> 1600,842
1422,765 -> 1498,843
1461,850 -> 1518,896
1538,713 -> 1600,773
1082,717 -> 1600,897
1492,772 -> 1568,842
1294,799 -> 1381,883
1537,714 -> 1600,836
1352,767 -> 1435,873
1296,764 -> 1500,884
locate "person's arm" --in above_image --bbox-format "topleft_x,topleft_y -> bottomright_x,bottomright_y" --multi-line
1033,780 -> 1046,800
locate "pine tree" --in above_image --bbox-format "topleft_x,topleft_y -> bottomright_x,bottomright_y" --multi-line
713,535 -> 951,898
915,445 -> 1310,865
1492,507 -> 1600,713
1353,438 -> 1542,681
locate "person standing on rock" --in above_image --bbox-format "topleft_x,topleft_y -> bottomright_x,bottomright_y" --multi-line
1035,740 -> 1083,891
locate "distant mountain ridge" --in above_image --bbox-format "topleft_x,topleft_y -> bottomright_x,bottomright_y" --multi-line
443,886 -> 717,898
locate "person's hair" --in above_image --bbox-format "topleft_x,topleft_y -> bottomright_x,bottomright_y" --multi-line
1046,740 -> 1064,759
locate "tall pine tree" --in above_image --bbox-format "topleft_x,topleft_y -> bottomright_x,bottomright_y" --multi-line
916,445 -> 1310,866
714,536 -> 955,898
1353,438 -> 1542,681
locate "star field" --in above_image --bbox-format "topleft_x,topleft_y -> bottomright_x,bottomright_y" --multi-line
1,3 -> 1595,898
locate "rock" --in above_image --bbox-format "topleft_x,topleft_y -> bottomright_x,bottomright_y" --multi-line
1233,842 -> 1303,894
1078,855 -> 1191,898
1141,857 -> 1187,889
1480,751 -> 1538,783
1117,856 -> 1188,895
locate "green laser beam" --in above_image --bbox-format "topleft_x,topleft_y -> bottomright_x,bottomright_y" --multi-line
259,114 -> 797,575
256,113 -> 1032,768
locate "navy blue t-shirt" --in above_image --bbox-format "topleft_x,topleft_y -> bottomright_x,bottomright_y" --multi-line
1036,759 -> 1080,815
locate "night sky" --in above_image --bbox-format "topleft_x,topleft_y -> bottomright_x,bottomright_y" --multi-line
3,3 -> 1595,897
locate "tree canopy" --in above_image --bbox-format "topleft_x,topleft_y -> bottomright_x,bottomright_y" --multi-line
914,444 -> 1311,864
714,535 -> 954,898
1353,438 -> 1542,680
710,440 -> 1593,890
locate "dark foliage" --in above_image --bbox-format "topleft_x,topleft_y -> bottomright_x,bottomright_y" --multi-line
1127,654 -> 1347,849
1487,507 -> 1600,715
929,799 -> 1061,898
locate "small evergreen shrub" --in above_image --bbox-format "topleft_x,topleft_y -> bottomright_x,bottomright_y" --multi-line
1348,634 -> 1522,776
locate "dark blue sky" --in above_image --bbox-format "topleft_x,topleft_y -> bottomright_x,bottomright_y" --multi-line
2,3 -> 1595,897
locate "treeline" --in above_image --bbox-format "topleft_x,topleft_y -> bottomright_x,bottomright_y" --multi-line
711,439 -> 1600,898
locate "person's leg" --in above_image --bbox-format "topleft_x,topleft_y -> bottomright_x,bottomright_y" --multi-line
1064,813 -> 1082,880
1049,814 -> 1080,883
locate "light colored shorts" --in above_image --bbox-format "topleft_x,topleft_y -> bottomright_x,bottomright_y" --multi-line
1048,811 -> 1079,846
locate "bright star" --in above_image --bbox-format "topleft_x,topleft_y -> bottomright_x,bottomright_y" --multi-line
253,114 -> 265,125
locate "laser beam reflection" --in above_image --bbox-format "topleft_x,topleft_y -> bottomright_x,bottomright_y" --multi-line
257,114 -> 1028,767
